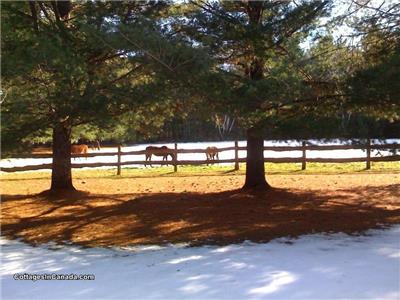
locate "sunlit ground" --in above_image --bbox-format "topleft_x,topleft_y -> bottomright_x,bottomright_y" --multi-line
2,172 -> 399,247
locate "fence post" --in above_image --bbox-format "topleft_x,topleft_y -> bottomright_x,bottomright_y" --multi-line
173,142 -> 178,172
234,140 -> 239,170
366,138 -> 371,170
302,141 -> 307,170
117,144 -> 122,175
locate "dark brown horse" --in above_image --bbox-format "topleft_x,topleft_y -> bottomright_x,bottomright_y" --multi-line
145,146 -> 175,166
206,146 -> 219,163
90,140 -> 101,151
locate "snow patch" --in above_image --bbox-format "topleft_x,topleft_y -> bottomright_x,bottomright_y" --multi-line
1,226 -> 400,299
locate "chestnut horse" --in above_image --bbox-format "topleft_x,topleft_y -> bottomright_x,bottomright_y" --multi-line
206,146 -> 219,163
145,146 -> 175,166
71,144 -> 89,160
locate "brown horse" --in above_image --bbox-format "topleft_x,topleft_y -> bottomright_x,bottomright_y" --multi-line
206,146 -> 219,162
90,140 -> 101,151
71,144 -> 89,160
145,146 -> 175,166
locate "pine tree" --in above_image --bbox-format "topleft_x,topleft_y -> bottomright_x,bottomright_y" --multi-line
1,1 -> 207,192
174,0 -> 331,190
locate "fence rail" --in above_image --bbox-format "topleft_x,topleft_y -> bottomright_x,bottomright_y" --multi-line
1,140 -> 399,173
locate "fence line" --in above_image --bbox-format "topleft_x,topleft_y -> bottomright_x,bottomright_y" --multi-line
1,140 -> 399,173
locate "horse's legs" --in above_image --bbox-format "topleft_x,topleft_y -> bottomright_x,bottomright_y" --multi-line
145,154 -> 151,168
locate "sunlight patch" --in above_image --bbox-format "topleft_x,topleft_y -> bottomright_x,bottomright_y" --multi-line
167,255 -> 203,264
227,261 -> 248,269
247,271 -> 297,295
377,247 -> 400,259
179,282 -> 208,294
211,245 -> 237,253
186,275 -> 212,281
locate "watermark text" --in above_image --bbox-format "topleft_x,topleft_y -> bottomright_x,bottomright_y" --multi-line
13,273 -> 95,281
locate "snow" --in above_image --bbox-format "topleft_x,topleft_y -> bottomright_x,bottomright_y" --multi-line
1,226 -> 399,299
1,139 -> 399,171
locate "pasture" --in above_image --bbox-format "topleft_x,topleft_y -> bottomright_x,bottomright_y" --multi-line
2,139 -> 399,174
3,1 -> 400,298
2,170 -> 399,247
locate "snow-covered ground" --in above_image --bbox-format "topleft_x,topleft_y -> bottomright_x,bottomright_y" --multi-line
1,139 -> 399,170
1,226 -> 399,299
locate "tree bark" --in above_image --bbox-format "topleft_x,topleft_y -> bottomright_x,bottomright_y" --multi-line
243,127 -> 270,190
50,122 -> 75,191
241,2 -> 270,191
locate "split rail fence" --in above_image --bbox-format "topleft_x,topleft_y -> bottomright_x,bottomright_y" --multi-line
1,140 -> 399,174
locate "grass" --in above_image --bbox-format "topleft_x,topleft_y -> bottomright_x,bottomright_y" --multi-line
1,161 -> 399,181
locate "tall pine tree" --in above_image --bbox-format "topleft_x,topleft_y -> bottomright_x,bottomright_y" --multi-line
175,0 -> 331,189
1,1 -> 208,191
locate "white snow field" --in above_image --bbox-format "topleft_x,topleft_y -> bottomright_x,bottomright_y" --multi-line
0,139 -> 399,171
1,226 -> 399,300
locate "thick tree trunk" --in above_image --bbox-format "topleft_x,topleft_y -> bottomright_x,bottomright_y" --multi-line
50,122 -> 75,191
243,127 -> 270,190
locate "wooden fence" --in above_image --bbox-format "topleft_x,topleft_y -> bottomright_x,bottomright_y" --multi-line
1,140 -> 399,173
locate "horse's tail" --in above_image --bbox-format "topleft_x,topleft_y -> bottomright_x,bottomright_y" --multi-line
83,145 -> 88,160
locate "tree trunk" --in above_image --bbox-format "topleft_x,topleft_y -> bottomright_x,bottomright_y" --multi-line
50,122 -> 75,191
243,127 -> 270,190
240,1 -> 270,191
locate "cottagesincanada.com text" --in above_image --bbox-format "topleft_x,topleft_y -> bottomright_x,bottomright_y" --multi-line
13,273 -> 95,281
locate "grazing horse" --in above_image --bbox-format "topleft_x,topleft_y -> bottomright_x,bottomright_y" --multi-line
145,146 -> 175,166
206,146 -> 219,163
71,144 -> 89,160
90,140 -> 101,151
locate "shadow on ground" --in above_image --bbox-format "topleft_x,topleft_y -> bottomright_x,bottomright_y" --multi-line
2,184 -> 400,247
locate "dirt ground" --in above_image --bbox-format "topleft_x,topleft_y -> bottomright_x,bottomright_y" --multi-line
1,173 -> 400,247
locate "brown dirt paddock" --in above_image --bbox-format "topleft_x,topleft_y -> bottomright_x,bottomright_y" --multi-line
1,173 -> 400,247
